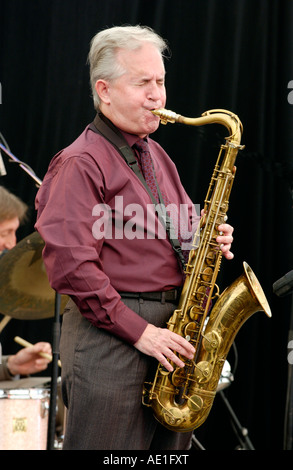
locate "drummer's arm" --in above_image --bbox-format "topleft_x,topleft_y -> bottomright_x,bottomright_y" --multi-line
0,356 -> 20,380
6,354 -> 23,377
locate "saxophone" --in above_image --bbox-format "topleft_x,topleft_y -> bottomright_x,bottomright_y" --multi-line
142,108 -> 272,432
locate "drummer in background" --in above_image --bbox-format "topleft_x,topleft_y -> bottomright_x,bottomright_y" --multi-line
0,185 -> 28,257
0,185 -> 52,380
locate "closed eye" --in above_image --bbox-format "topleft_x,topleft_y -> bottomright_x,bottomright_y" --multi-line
136,77 -> 165,87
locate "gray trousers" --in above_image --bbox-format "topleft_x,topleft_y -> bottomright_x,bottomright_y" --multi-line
60,297 -> 192,450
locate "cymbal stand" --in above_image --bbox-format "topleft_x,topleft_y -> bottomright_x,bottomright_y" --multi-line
219,390 -> 255,450
47,292 -> 62,450
0,142 -> 42,187
192,434 -> 205,450
283,294 -> 293,450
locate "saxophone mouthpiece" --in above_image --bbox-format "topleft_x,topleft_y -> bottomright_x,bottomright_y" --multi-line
151,108 -> 178,125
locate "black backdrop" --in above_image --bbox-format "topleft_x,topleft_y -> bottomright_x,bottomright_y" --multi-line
0,0 -> 293,451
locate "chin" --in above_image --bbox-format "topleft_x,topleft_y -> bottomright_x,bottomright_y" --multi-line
145,119 -> 160,135
148,124 -> 160,135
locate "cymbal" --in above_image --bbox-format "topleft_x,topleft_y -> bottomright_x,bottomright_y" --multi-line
0,231 -> 68,319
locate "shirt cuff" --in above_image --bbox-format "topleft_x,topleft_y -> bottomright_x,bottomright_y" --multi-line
0,356 -> 20,381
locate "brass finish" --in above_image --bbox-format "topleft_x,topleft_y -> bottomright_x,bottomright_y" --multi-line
0,231 -> 68,320
143,108 -> 272,432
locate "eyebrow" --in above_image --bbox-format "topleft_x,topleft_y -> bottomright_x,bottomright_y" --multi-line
133,72 -> 165,82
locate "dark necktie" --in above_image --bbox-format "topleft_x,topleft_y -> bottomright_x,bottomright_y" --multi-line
134,138 -> 195,271
134,138 -> 193,266
134,139 -> 159,202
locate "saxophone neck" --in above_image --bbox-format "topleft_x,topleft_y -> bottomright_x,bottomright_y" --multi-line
152,108 -> 244,149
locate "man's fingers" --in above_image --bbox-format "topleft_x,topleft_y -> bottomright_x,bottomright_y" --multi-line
134,324 -> 195,371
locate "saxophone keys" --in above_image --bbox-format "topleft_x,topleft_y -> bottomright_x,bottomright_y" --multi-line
201,267 -> 213,282
164,408 -> 184,427
184,321 -> 199,340
189,304 -> 202,320
202,330 -> 221,351
194,361 -> 213,382
206,250 -> 216,265
171,368 -> 186,387
194,285 -> 207,301
158,365 -> 171,376
188,394 -> 204,412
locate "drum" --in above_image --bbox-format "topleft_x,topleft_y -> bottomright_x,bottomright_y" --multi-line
0,377 -> 50,450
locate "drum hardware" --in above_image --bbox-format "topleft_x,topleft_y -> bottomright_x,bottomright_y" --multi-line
0,142 -> 42,188
218,390 -> 255,450
273,270 -> 293,449
46,291 -> 62,451
216,360 -> 233,392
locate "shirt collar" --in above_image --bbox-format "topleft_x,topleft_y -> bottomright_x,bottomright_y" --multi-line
120,130 -> 149,149
97,111 -> 149,148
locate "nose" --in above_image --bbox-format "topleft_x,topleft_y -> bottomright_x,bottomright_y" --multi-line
4,233 -> 17,250
147,81 -> 165,104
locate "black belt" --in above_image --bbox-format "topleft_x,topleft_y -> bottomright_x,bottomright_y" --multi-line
119,289 -> 180,304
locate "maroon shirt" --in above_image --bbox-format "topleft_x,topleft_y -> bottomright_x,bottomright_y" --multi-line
35,123 -> 199,344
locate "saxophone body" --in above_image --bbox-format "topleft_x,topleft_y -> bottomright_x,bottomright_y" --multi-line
142,109 -> 272,432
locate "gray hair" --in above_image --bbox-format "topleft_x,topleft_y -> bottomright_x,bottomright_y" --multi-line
88,25 -> 169,110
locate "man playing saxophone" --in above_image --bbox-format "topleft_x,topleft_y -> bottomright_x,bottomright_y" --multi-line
35,25 -> 234,450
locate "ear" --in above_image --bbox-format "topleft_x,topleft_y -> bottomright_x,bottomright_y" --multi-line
95,79 -> 111,105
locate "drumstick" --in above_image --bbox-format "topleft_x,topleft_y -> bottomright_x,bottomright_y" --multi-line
14,336 -> 62,368
0,315 -> 12,333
